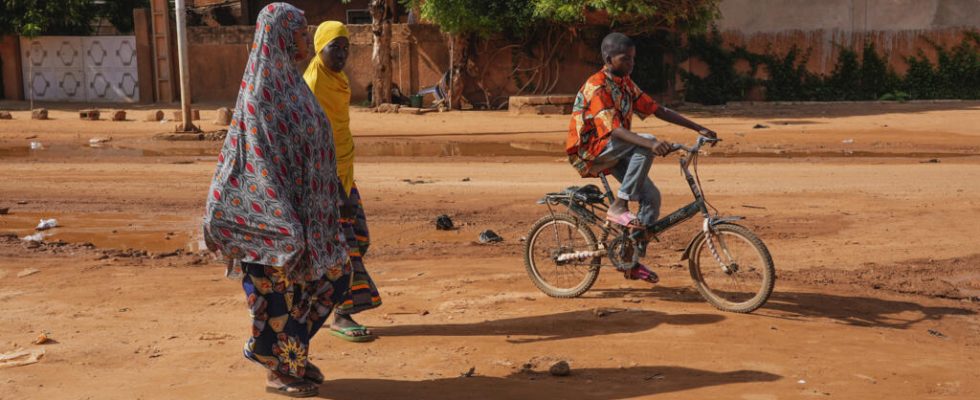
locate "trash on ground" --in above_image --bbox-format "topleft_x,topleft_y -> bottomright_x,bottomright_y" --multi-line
549,361 -> 571,376
842,139 -> 854,144
0,348 -> 45,368
927,329 -> 947,338
435,215 -> 454,230
21,232 -> 46,242
29,141 -> 44,150
753,124 -> 769,129
33,332 -> 51,345
89,137 -> 112,146
921,158 -> 940,164
35,219 -> 58,231
17,268 -> 40,278
478,230 -> 503,244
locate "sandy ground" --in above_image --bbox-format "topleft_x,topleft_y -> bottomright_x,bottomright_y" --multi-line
0,101 -> 979,399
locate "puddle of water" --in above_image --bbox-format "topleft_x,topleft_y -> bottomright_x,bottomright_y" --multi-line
712,150 -> 976,159
0,211 -> 200,253
0,143 -> 217,159
357,141 -> 564,157
767,120 -> 823,125
4,141 -> 972,161
139,147 -> 218,157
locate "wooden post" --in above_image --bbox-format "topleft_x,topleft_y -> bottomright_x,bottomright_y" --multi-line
149,0 -> 177,102
174,0 -> 196,132
0,35 -> 25,100
133,8 -> 155,103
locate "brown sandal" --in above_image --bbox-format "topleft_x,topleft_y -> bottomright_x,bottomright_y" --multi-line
305,363 -> 325,385
265,380 -> 318,398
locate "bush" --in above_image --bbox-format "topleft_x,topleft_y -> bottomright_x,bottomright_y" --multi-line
676,30 -> 979,103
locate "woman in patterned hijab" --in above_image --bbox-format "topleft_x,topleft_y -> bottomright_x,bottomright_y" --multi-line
203,3 -> 347,397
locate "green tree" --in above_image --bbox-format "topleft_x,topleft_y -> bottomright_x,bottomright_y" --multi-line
1,0 -> 150,37
1,0 -> 98,37
405,0 -> 535,108
533,0 -> 719,33
406,0 -> 720,108
96,0 -> 151,34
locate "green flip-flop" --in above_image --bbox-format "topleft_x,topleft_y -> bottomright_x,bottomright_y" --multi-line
329,326 -> 375,343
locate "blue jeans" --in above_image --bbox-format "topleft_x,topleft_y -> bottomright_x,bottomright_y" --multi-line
591,134 -> 662,227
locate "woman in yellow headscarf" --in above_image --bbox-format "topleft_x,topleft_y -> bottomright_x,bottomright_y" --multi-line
304,21 -> 382,343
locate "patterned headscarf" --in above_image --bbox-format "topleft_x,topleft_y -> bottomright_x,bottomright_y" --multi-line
204,2 -> 349,283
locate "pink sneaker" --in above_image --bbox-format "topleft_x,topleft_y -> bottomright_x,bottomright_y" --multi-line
606,211 -> 639,227
625,263 -> 659,284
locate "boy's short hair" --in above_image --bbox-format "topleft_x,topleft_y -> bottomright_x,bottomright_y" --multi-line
601,32 -> 634,62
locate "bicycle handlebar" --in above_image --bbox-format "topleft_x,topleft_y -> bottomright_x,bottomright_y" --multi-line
670,136 -> 720,155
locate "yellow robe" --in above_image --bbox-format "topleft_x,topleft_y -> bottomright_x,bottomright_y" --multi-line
303,21 -> 354,195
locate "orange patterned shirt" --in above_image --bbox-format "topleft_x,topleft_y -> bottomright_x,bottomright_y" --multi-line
566,67 -> 660,177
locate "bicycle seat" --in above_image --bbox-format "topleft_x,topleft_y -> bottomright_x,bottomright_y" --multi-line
563,184 -> 605,204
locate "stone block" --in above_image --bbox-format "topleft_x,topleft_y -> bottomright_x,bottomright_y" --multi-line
173,110 -> 201,122
213,107 -> 232,125
547,95 -> 576,104
111,110 -> 126,121
80,109 -> 100,120
31,109 -> 48,120
510,104 -> 571,116
375,103 -> 400,113
145,110 -> 164,121
0,111 -> 12,120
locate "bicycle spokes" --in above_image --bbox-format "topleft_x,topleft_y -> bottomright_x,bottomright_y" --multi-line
697,229 -> 767,306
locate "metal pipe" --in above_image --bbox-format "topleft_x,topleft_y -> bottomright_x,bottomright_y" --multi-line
174,0 -> 194,132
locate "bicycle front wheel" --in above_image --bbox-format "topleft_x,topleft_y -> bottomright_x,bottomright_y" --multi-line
689,223 -> 775,313
523,213 -> 601,298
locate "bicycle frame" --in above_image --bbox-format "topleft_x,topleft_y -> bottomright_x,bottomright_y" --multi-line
594,139 -> 712,242
540,136 -> 739,253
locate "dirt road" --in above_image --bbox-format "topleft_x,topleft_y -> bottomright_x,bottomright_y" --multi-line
1,102 -> 978,399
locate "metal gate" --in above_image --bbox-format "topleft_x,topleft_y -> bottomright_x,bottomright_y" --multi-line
21,36 -> 140,103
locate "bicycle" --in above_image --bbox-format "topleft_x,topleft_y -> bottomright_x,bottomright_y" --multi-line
523,136 -> 775,313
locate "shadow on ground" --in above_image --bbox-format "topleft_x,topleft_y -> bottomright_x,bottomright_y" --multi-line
590,286 -> 976,329
377,309 -> 724,343
319,365 -> 780,400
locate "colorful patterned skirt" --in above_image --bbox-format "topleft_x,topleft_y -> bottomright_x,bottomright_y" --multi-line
334,184 -> 382,315
241,261 -> 338,378
239,184 -> 381,378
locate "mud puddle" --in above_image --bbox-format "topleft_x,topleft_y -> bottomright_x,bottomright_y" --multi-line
356,141 -> 563,157
0,143 -> 215,160
0,211 -> 199,252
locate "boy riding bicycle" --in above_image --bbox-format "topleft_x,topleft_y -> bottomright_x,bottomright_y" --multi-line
566,32 -> 718,284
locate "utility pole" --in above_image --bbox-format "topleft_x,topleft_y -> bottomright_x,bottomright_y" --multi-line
174,0 -> 196,132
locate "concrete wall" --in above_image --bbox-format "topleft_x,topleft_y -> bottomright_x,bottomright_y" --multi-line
717,0 -> 980,34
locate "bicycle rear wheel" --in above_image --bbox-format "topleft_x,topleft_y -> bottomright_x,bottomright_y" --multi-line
689,223 -> 775,313
523,213 -> 601,298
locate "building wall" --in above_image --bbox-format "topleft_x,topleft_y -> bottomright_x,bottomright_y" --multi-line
12,0 -> 966,104
186,23 -> 449,104
709,0 -> 980,76
0,35 -> 24,100
673,0 -> 980,99
717,0 -> 980,34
